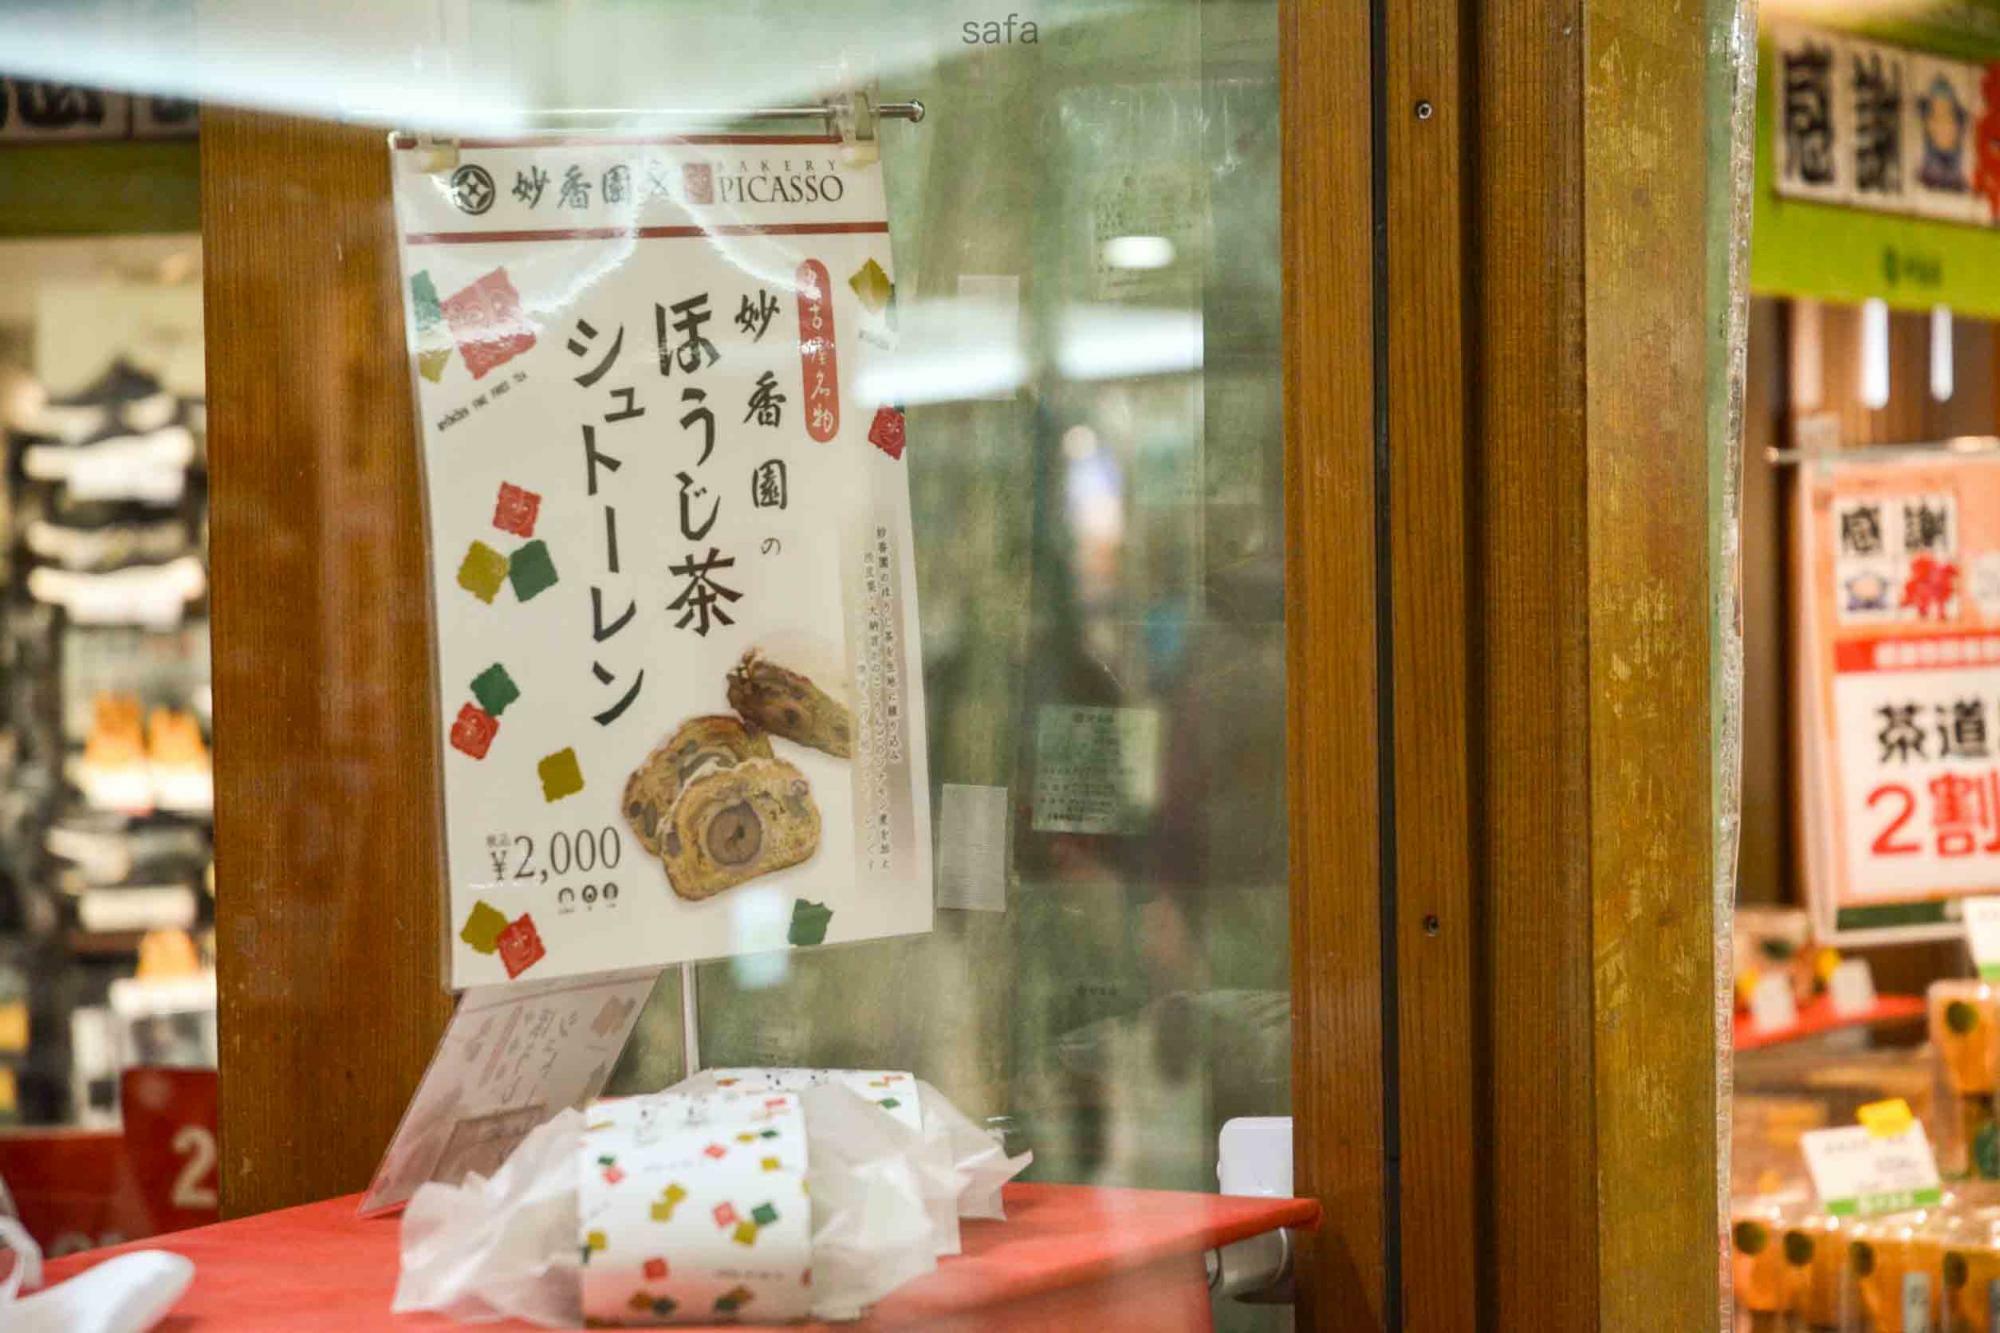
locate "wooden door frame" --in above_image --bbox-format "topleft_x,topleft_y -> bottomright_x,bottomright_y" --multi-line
1284,0 -> 1724,1326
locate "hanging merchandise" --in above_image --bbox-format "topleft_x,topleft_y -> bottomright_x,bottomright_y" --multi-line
390,130 -> 932,987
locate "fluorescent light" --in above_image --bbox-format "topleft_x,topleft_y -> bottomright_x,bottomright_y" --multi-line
1931,305 -> 1954,403
1861,298 -> 1890,410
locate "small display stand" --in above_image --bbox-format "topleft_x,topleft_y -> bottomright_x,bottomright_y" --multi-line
40,1183 -> 1318,1330
1731,993 -> 1927,1052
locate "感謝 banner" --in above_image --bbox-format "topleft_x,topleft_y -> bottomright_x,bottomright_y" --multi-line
390,134 -> 932,987
1800,453 -> 2000,942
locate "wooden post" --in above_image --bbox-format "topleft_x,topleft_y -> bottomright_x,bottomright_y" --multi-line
203,110 -> 453,1217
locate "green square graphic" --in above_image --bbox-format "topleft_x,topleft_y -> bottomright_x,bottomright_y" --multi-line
788,898 -> 832,947
508,539 -> 558,601
750,1202 -> 778,1227
471,663 -> 520,716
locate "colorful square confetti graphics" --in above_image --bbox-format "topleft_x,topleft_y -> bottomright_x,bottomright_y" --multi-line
492,481 -> 541,538
507,539 -> 559,601
455,540 -> 509,604
867,406 -> 907,461
470,662 -> 520,717
440,266 -> 537,381
411,271 -> 452,383
538,747 -> 584,802
495,913 -> 546,978
577,1090 -> 812,1325
787,899 -> 833,947
848,258 -> 893,313
761,1156 -> 781,1172
449,703 -> 498,760
646,1184 -> 688,1224
627,1293 -> 677,1318
458,900 -> 508,954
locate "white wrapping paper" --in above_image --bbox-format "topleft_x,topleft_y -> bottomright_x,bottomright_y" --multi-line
580,1092 -> 814,1326
393,1071 -> 1031,1326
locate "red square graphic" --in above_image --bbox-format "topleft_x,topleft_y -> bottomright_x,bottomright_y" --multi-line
643,1258 -> 669,1282
493,482 -> 541,538
441,267 -> 537,381
868,407 -> 906,460
495,913 -> 545,978
449,703 -> 497,760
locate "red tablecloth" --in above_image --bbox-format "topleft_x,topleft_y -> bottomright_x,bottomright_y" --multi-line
40,1182 -> 1318,1330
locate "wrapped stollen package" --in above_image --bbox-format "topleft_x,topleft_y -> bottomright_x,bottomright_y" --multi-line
669,1070 -> 1028,1257
393,1071 -> 1030,1327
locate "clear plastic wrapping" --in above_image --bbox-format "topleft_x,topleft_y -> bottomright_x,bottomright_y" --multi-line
393,1072 -> 1029,1327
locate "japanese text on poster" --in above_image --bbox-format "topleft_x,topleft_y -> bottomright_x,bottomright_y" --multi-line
390,135 -> 932,986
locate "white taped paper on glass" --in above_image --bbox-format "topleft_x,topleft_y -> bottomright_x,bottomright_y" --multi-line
936,783 -> 1008,912
580,1091 -> 812,1326
1030,705 -> 1160,835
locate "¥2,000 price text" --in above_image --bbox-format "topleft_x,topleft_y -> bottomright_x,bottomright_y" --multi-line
486,826 -> 625,911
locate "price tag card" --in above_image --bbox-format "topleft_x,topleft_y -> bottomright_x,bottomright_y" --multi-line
1749,972 -> 1799,1033
1829,957 -> 1879,1016
1966,897 -> 2000,981
1801,1117 -> 1943,1217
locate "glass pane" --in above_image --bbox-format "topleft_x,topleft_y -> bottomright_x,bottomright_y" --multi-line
597,0 -> 1292,1205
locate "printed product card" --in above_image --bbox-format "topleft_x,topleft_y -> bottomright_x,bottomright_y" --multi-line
1801,1119 -> 1944,1218
580,1090 -> 813,1326
390,135 -> 933,986
1799,455 -> 2000,942
361,966 -> 660,1216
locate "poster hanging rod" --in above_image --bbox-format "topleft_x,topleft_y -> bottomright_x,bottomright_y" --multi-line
519,101 -> 926,126
376,100 -> 925,136
1765,436 -> 2000,467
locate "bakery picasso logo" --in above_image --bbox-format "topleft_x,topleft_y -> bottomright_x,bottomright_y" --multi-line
689,157 -> 847,207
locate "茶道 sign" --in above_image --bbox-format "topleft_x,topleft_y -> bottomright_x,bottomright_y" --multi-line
1800,452 -> 2000,941
391,134 -> 931,986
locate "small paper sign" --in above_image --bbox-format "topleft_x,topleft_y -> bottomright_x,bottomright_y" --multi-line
1830,958 -> 1879,1016
1801,1119 -> 1943,1217
1749,972 -> 1800,1033
360,965 -> 661,1215
1966,897 -> 2000,981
